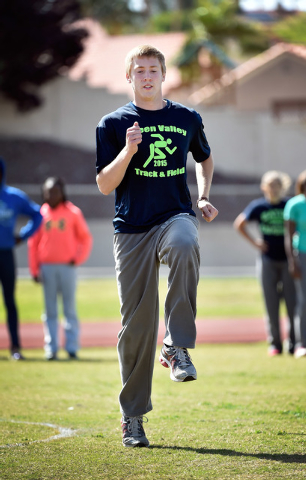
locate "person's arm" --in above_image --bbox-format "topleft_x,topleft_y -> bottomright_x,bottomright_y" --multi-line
27,226 -> 42,281
73,211 -> 93,266
17,195 -> 43,244
284,219 -> 300,278
195,155 -> 218,222
96,122 -> 142,195
233,213 -> 268,253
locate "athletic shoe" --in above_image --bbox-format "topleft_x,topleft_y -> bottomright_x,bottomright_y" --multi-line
159,345 -> 197,382
121,415 -> 150,448
10,350 -> 25,361
46,353 -> 57,361
268,347 -> 282,357
68,352 -> 78,360
294,347 -> 306,359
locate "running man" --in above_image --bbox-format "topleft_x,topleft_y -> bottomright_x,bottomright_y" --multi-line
96,45 -> 218,447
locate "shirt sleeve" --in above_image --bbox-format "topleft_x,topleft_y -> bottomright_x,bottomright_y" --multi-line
96,116 -> 120,174
73,210 -> 93,266
27,224 -> 43,278
242,199 -> 260,221
283,199 -> 295,221
18,193 -> 43,240
189,112 -> 211,163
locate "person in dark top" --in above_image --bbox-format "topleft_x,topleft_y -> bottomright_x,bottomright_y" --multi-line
0,157 -> 42,360
96,44 -> 218,447
234,170 -> 296,357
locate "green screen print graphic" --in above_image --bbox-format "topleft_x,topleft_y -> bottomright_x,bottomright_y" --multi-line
143,134 -> 177,168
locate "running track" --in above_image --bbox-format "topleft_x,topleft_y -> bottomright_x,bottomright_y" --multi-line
0,318 -> 288,350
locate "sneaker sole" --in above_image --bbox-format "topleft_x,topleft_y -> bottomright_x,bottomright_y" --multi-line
159,353 -> 197,382
122,439 -> 150,448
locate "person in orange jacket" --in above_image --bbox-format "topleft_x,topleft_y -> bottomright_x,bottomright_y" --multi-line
28,177 -> 92,360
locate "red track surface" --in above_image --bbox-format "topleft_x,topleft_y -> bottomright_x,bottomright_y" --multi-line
0,318 -> 288,350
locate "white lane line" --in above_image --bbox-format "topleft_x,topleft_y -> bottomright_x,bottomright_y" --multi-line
0,419 -> 77,448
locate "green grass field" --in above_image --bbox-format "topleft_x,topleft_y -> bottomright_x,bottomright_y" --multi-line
0,277 -> 288,324
0,344 -> 305,479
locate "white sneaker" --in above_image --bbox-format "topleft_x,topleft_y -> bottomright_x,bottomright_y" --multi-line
121,415 -> 150,447
159,345 -> 197,382
294,347 -> 306,359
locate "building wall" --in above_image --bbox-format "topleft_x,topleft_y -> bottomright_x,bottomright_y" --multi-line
237,56 -> 306,111
196,105 -> 306,178
0,77 -> 130,150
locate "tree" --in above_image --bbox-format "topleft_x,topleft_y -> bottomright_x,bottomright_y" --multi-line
173,0 -> 269,81
0,0 -> 88,111
79,0 -> 145,33
78,0 -> 197,34
271,12 -> 306,45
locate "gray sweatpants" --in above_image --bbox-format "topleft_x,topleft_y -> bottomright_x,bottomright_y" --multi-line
257,255 -> 296,352
114,214 -> 200,417
294,252 -> 306,349
41,264 -> 79,356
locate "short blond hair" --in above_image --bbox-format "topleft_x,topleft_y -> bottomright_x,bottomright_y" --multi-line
125,45 -> 166,77
260,170 -> 292,196
295,170 -> 306,195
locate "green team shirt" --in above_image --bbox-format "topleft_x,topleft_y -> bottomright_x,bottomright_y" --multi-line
283,194 -> 306,253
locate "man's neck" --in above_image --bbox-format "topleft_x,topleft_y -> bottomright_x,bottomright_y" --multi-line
133,97 -> 166,111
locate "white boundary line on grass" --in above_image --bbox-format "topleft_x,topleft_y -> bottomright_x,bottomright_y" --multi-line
0,419 -> 77,448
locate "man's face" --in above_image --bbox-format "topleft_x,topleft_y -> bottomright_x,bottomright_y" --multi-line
126,56 -> 165,104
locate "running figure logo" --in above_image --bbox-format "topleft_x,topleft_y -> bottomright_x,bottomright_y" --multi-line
143,134 -> 177,168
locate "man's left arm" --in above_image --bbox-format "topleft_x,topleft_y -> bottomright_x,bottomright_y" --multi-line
195,154 -> 218,223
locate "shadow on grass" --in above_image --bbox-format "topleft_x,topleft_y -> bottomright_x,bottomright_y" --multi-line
151,445 -> 306,464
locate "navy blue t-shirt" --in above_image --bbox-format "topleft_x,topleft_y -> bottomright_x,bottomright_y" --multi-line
243,197 -> 290,261
96,100 -> 211,233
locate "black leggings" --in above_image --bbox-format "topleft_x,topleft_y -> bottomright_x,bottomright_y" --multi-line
0,249 -> 19,349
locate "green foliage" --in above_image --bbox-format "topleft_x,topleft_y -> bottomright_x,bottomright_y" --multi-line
0,344 -> 305,478
174,0 -> 270,79
271,12 -> 306,45
79,0 -> 143,34
148,9 -> 194,32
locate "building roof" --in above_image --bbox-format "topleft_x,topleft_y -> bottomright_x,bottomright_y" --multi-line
189,42 -> 306,106
68,18 -> 186,97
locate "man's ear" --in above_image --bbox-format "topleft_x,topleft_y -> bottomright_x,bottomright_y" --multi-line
126,73 -> 131,83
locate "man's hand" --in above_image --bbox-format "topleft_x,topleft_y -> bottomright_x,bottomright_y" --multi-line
197,199 -> 219,223
126,121 -> 142,156
96,121 -> 142,196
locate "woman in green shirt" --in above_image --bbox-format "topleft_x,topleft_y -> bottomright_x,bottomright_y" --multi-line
284,170 -> 306,359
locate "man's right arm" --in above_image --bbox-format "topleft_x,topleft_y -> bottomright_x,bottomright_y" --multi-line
96,121 -> 142,195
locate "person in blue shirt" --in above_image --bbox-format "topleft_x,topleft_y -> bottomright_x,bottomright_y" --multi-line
234,170 -> 296,357
96,45 -> 218,447
0,157 -> 42,360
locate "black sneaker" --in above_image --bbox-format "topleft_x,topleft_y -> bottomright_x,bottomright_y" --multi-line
121,415 -> 150,447
46,353 -> 57,361
10,349 -> 25,361
68,352 -> 78,360
159,345 -> 197,382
